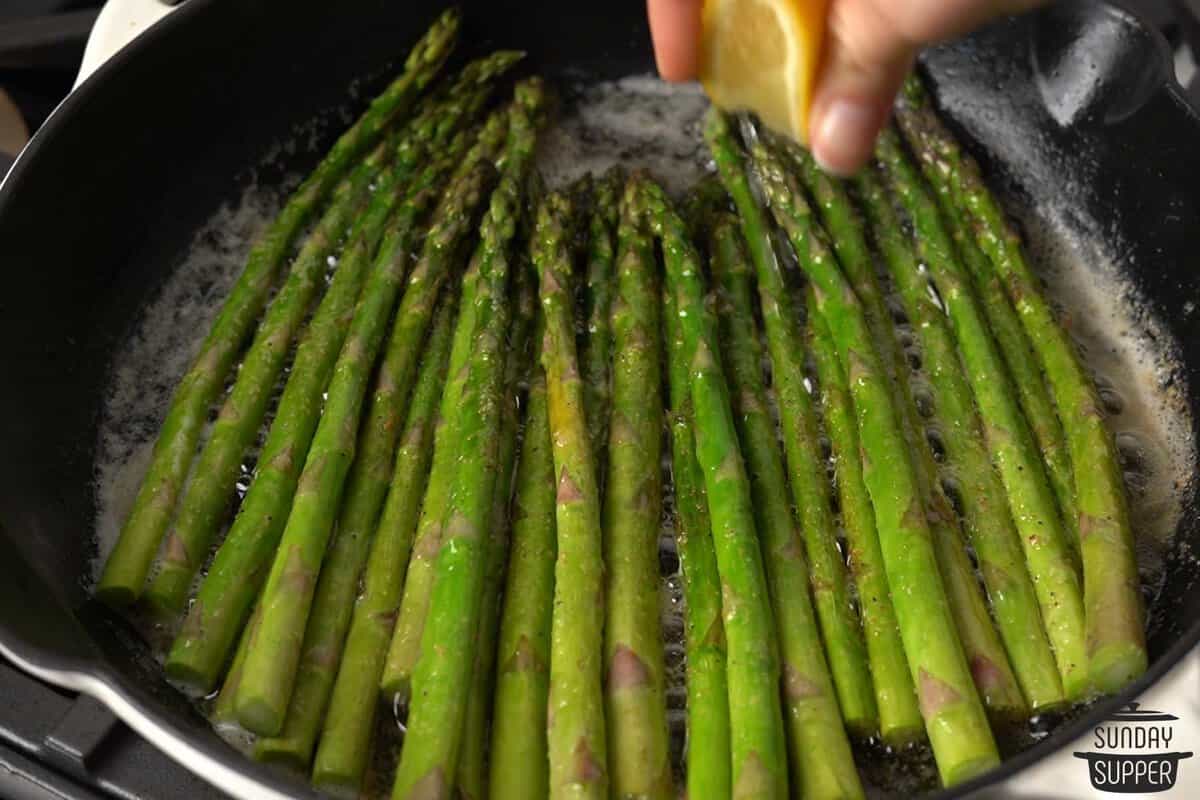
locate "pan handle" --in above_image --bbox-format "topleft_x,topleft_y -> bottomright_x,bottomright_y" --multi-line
74,0 -> 184,90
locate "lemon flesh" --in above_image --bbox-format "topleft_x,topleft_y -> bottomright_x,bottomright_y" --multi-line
700,0 -> 828,144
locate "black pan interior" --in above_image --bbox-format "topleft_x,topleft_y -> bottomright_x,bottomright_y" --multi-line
0,0 -> 1195,797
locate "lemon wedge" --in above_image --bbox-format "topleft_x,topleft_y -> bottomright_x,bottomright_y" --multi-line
700,0 -> 828,144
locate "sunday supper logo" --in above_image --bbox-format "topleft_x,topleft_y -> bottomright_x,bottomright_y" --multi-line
1074,703 -> 1193,793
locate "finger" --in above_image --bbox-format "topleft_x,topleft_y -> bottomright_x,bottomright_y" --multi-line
647,0 -> 703,81
809,0 -> 1046,175
808,0 -> 915,175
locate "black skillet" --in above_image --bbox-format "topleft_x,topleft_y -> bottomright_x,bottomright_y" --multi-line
0,0 -> 1195,797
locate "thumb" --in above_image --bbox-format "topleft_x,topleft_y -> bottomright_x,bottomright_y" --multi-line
809,0 -> 1044,176
807,0 -> 916,176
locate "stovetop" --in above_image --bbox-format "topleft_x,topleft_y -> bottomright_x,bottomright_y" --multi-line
0,1 -> 1197,799
0,662 -> 221,800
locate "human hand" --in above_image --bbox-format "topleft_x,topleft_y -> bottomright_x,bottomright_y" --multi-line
648,0 -> 1043,174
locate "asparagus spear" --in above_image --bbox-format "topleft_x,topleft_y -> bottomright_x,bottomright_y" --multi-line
896,81 -> 1146,693
95,12 -> 459,606
251,79 -> 519,764
460,205 -> 549,800
718,145 -> 877,734
390,266 -> 510,798
488,367 -> 556,800
255,291 -> 467,770
955,214 -> 1082,562
856,166 -> 1068,711
708,112 -> 1000,786
641,177 -> 789,800
210,603 -> 261,726
779,137 -> 1025,718
779,139 -> 915,422
663,213 -> 732,800
895,77 -> 1079,557
455,255 -> 538,800
528,190 -> 610,800
142,135 -> 393,615
474,211 -> 552,800
378,87 -> 549,707
310,293 -> 457,794
599,183 -> 672,799
235,155 -> 497,738
708,212 -> 864,799
163,94 -> 506,698
378,259 -> 476,706
875,128 -> 1090,702
805,294 -> 924,746
379,113 -> 516,705
144,50 -> 518,614
391,81 -> 546,800
581,168 -> 623,478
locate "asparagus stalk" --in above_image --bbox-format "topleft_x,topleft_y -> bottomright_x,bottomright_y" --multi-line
529,191 -> 610,800
663,210 -> 732,800
708,112 -> 1000,786
145,50 -> 518,614
142,135 -> 394,614
455,255 -> 538,800
488,367 -> 556,800
163,92 -> 506,697
310,293 -> 457,794
779,138 -> 1025,718
151,154 -> 445,618
600,182 -> 672,799
896,81 -> 1146,693
391,80 -> 546,800
255,291 -> 467,770
956,214 -> 1082,561
235,154 -> 497,738
805,295 -> 924,746
895,77 -> 1079,556
875,128 -> 1090,701
581,168 -> 623,480
390,264 -> 510,798
718,146 -> 877,734
162,53 -> 520,690
856,166 -> 1068,711
641,177 -> 789,800
210,602 -> 261,726
379,112 -> 515,705
251,79 -> 517,763
378,255 -> 477,706
95,12 -> 459,605
708,212 -> 864,799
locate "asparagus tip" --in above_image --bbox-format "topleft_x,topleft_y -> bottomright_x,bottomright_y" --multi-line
405,8 -> 462,73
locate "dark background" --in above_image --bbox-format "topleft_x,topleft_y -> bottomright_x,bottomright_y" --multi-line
0,1 -> 99,172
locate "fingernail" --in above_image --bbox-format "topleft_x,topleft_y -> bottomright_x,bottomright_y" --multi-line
811,97 -> 883,176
